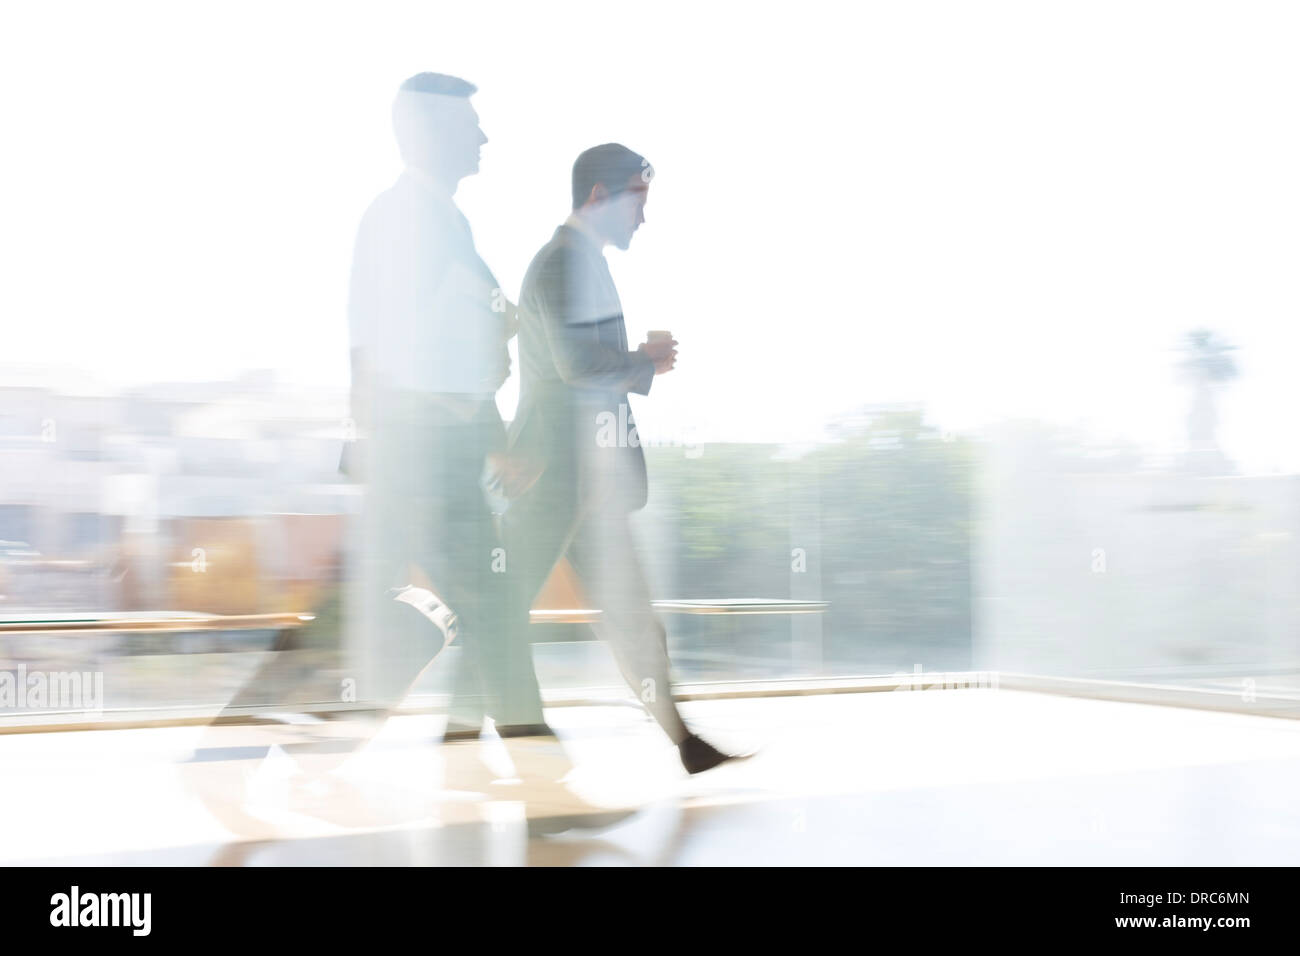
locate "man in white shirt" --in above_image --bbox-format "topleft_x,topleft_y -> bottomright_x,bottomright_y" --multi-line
347,73 -> 548,741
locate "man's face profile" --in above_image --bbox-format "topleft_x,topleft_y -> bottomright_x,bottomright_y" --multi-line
605,174 -> 649,250
440,99 -> 487,179
400,93 -> 487,184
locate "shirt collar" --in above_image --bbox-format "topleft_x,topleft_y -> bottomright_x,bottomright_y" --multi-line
563,211 -> 606,251
403,165 -> 457,204
402,166 -> 477,241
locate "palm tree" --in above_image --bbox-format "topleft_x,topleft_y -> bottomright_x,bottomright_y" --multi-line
1178,329 -> 1238,474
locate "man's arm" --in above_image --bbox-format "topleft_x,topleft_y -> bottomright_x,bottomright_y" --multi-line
427,259 -> 512,395
533,246 -> 657,394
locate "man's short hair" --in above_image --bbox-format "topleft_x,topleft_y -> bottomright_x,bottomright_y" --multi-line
572,143 -> 652,210
398,72 -> 477,97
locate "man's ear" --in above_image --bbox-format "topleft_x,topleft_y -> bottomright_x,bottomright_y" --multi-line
587,183 -> 608,206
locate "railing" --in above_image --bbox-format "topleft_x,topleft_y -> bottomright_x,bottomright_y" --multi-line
0,600 -> 832,730
0,612 -> 312,634
531,599 -> 828,624
1,600 -> 828,633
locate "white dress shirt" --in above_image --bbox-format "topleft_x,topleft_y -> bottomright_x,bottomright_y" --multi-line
348,168 -> 507,397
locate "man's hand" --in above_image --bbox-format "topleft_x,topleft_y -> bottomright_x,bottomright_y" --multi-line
638,335 -> 678,375
502,298 -> 520,340
485,451 -> 544,499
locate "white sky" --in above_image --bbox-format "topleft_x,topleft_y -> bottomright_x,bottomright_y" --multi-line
2,1 -> 1298,470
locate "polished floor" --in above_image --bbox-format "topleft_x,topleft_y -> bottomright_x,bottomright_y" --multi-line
5,687 -> 1300,865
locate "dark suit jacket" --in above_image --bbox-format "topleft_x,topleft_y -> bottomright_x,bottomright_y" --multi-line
510,223 -> 656,513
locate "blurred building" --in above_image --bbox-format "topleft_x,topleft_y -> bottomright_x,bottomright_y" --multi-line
0,367 -> 354,615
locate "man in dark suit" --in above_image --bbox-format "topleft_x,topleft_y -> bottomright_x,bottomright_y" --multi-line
503,143 -> 742,774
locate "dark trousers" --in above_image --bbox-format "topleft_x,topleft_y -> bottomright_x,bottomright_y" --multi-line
472,442 -> 691,745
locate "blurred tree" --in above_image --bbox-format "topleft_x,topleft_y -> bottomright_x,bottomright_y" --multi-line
1178,328 -> 1238,475
646,407 -> 976,677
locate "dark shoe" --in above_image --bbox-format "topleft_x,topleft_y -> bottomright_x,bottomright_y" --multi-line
440,724 -> 483,743
495,722 -> 559,739
679,733 -> 752,775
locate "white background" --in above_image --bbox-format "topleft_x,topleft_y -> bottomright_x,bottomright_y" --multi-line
2,1 -> 1297,469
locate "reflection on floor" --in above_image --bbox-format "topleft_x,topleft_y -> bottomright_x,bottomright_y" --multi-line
5,687 -> 1300,865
